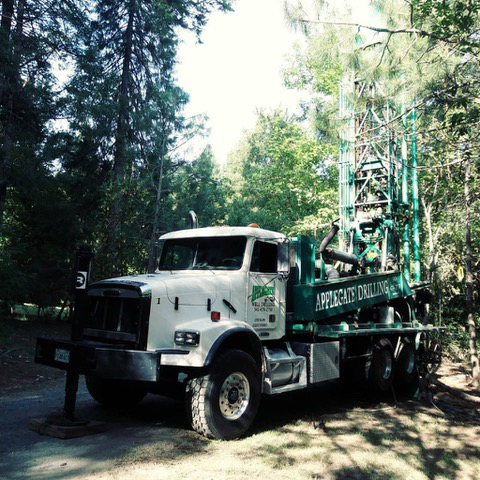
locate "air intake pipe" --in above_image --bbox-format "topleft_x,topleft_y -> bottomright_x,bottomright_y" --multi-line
319,222 -> 359,268
319,222 -> 340,253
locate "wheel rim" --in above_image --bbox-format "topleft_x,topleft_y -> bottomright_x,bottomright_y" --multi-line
405,352 -> 415,374
381,351 -> 393,380
219,372 -> 250,420
398,343 -> 416,375
418,334 -> 442,375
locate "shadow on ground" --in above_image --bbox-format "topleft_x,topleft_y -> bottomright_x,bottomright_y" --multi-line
1,318 -> 479,479
246,381 -> 480,480
2,375 -> 480,479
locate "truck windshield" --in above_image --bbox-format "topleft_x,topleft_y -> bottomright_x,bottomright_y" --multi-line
158,236 -> 247,271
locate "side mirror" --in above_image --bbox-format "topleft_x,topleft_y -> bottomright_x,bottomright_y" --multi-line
277,242 -> 290,274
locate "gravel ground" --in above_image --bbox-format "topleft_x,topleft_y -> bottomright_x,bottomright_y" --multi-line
0,375 -> 191,479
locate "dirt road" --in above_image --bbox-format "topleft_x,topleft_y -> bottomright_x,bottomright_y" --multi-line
1,320 -> 480,479
0,378 -> 195,479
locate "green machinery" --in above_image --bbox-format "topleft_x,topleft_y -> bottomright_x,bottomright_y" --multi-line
287,79 -> 437,342
32,77 -> 442,441
338,79 -> 419,278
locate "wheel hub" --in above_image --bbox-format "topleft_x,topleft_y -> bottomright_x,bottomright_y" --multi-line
228,387 -> 239,404
219,372 -> 250,421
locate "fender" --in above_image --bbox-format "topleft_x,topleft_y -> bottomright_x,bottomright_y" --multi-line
159,319 -> 261,368
205,327 -> 263,368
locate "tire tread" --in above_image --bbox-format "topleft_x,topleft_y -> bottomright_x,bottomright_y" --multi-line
185,349 -> 260,439
186,375 -> 215,438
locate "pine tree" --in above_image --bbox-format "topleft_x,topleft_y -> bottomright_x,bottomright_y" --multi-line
0,0 -> 86,233
77,0 -> 233,275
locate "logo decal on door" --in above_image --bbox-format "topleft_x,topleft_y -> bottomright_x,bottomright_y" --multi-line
251,285 -> 275,302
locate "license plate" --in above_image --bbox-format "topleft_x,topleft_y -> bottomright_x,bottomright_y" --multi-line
54,348 -> 70,364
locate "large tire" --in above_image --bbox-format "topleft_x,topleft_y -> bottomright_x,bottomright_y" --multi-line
185,349 -> 261,440
394,340 -> 419,395
418,332 -> 442,376
367,339 -> 394,391
85,376 -> 147,408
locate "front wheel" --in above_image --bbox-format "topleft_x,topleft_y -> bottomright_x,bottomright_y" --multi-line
185,349 -> 261,440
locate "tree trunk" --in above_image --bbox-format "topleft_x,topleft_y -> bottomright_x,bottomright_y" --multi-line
106,0 -> 135,275
0,0 -> 14,232
421,197 -> 436,282
0,0 -> 24,233
147,149 -> 165,273
464,158 -> 480,386
0,0 -> 14,89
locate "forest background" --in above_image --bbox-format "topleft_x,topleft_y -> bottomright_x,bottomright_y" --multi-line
0,0 -> 478,370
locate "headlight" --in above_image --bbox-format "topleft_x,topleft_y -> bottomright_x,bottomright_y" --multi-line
174,330 -> 200,346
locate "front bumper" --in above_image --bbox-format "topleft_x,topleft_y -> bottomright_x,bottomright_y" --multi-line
35,337 -> 162,382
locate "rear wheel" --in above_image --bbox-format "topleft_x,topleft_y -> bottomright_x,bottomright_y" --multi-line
394,340 -> 419,394
185,349 -> 261,440
85,376 -> 147,408
367,339 -> 394,391
418,332 -> 442,376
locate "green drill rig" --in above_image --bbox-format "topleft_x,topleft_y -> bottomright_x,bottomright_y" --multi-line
286,79 -> 440,367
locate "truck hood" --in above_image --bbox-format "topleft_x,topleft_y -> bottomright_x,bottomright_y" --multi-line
94,271 -> 236,307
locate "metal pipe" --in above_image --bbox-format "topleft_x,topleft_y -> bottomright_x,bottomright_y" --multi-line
189,210 -> 198,229
319,223 -> 340,253
411,107 -> 421,282
381,227 -> 389,270
64,371 -> 80,421
323,248 -> 359,267
402,104 -> 411,280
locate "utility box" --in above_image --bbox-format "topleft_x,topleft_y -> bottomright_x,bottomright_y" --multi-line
293,342 -> 340,383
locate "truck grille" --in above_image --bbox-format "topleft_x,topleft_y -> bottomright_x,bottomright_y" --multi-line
81,283 -> 151,347
86,296 -> 140,335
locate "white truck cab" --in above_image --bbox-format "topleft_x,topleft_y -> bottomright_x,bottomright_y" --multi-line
36,225 -> 299,440
147,226 -> 288,365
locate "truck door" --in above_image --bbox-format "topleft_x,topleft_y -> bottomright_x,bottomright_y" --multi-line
247,240 -> 286,340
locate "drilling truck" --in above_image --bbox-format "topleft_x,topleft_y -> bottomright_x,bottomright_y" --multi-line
35,83 -> 442,439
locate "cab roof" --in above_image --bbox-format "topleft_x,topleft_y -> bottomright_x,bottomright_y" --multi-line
160,226 -> 286,241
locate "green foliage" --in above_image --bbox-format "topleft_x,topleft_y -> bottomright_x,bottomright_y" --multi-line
411,0 -> 480,47
0,0 -> 234,308
224,110 -> 337,236
284,40 -> 343,96
66,0 -> 233,275
1,0 -> 476,374
0,168 -> 78,308
0,0 -> 88,310
169,146 -> 227,229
